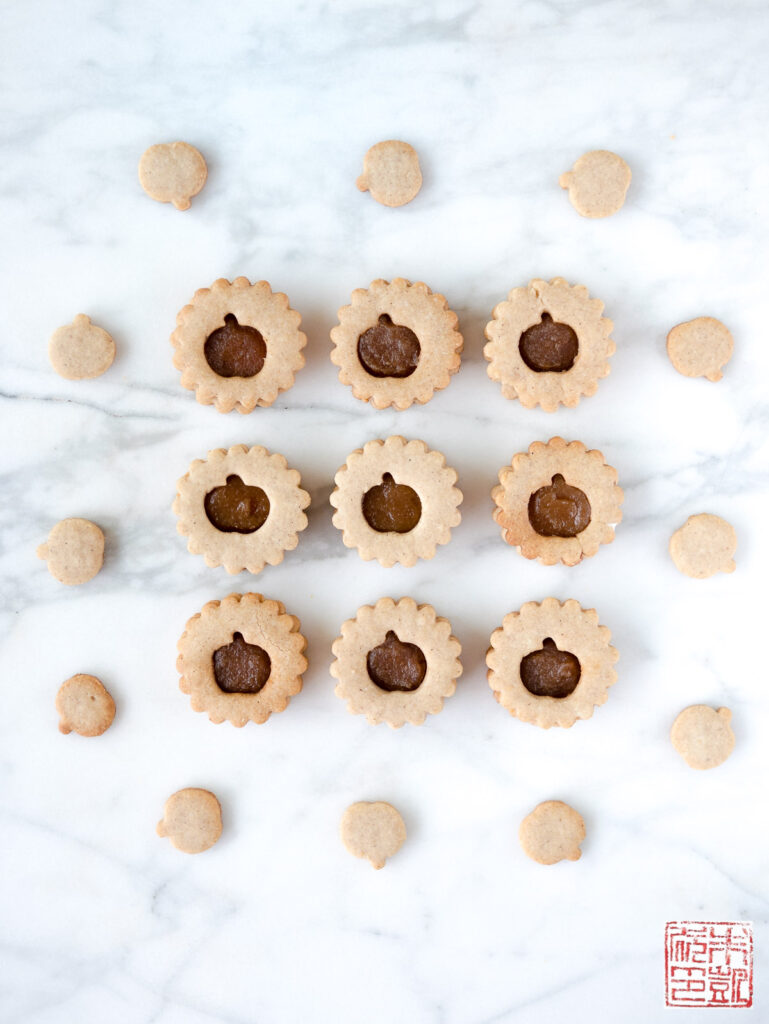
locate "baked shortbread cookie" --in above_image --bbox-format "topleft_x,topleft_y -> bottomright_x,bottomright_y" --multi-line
139,142 -> 207,210
330,278 -> 462,410
177,593 -> 307,726
519,801 -> 586,864
331,596 -> 462,728
487,598 -> 618,728
357,141 -> 422,207
48,315 -> 115,380
171,277 -> 306,413
37,518 -> 105,585
669,514 -> 736,578
559,150 -> 631,218
671,706 -> 735,769
484,278 -> 614,411
493,437 -> 623,566
157,788 -> 222,853
341,801 -> 407,869
56,674 -> 115,736
330,436 -> 462,567
174,445 -> 310,574
667,317 -> 733,382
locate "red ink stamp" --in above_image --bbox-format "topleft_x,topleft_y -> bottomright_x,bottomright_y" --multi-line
665,921 -> 753,1008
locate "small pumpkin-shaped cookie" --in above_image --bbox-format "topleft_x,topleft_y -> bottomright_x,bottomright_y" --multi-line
356,141 -> 422,207
559,150 -> 631,218
157,788 -> 222,853
37,518 -> 105,585
669,513 -> 737,578
671,706 -> 735,769
519,801 -> 586,864
341,801 -> 407,868
139,142 -> 207,210
666,317 -> 734,382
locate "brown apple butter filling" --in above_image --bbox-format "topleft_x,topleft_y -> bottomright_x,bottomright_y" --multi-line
367,630 -> 427,692
204,475 -> 270,533
204,313 -> 267,378
528,474 -> 591,538
362,473 -> 422,533
213,632 -> 271,693
520,638 -> 581,698
519,312 -> 578,372
357,313 -> 421,378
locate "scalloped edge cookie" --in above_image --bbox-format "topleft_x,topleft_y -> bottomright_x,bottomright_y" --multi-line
173,445 -> 310,575
330,278 -> 463,410
171,277 -> 306,413
484,278 -> 614,411
331,596 -> 462,728
492,437 -> 623,566
330,436 -> 462,567
177,592 -> 307,726
487,598 -> 618,728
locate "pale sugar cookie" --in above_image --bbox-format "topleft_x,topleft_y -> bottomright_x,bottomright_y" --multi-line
37,518 -> 104,585
56,674 -> 115,736
330,278 -> 463,410
669,513 -> 736,578
173,445 -> 310,575
157,788 -> 222,853
139,142 -> 207,210
519,800 -> 586,864
177,592 -> 307,727
331,597 -> 462,728
484,278 -> 614,411
171,277 -> 306,413
341,801 -> 406,869
559,150 -> 631,218
357,141 -> 422,207
48,315 -> 115,380
671,706 -> 735,770
492,437 -> 623,566
330,436 -> 462,567
666,317 -> 734,382
487,598 -> 618,729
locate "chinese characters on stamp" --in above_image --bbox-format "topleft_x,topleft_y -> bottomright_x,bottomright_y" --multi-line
665,921 -> 753,1008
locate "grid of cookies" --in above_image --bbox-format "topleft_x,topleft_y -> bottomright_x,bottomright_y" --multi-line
40,139 -> 738,867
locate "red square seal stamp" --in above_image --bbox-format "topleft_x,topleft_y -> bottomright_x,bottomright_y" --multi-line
665,921 -> 753,1008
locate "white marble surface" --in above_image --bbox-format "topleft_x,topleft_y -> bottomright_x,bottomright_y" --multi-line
2,1 -> 769,1021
